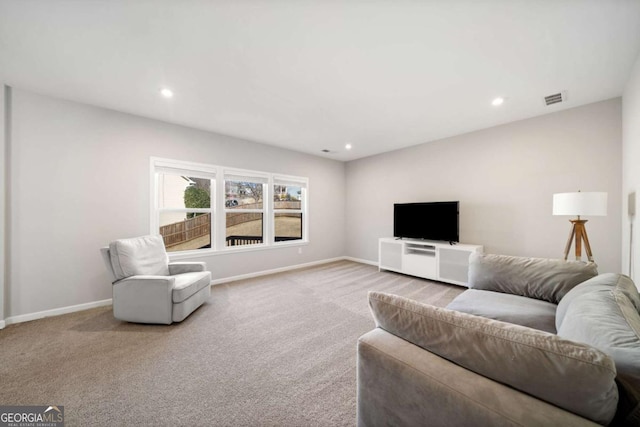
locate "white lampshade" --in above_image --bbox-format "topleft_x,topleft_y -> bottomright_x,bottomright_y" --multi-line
552,192 -> 607,216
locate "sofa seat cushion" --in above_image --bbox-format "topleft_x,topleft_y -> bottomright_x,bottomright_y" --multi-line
368,291 -> 618,425
172,271 -> 211,303
109,235 -> 170,280
447,289 -> 558,333
468,253 -> 598,303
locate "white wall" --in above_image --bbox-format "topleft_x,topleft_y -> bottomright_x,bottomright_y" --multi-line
622,52 -> 640,287
346,99 -> 622,274
3,86 -> 629,320
7,88 -> 346,318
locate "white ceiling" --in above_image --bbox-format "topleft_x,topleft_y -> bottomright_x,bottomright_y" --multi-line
1,1 -> 640,161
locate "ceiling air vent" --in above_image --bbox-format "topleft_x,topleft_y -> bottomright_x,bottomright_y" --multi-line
544,91 -> 566,106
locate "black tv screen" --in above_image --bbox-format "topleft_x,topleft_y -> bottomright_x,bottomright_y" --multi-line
394,201 -> 459,242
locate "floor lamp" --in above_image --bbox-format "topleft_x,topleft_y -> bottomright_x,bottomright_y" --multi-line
553,192 -> 607,262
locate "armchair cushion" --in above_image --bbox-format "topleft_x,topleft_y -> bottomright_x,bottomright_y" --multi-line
468,253 -> 598,303
368,291 -> 618,425
109,235 -> 170,280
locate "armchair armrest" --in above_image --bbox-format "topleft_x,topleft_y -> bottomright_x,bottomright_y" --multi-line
112,275 -> 175,324
169,262 -> 206,275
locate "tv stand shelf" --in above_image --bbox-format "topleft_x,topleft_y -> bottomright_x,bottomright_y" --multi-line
379,238 -> 483,287
405,243 -> 436,256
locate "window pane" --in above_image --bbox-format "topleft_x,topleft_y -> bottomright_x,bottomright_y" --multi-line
226,213 -> 263,246
160,212 -> 211,252
225,180 -> 263,209
157,174 -> 211,209
275,213 -> 302,241
273,185 -> 302,210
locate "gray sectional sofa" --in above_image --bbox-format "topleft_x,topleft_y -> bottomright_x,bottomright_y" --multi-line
358,253 -> 640,426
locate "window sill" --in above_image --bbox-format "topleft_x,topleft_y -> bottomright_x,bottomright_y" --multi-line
168,240 -> 309,260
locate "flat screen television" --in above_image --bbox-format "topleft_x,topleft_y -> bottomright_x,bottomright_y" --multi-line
394,201 -> 459,242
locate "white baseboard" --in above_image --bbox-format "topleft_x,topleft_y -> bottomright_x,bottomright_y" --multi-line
210,256 -> 345,285
4,298 -> 112,327
0,256 -> 377,327
343,256 -> 378,267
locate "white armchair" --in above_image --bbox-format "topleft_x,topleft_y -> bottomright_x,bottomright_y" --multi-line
100,235 -> 211,324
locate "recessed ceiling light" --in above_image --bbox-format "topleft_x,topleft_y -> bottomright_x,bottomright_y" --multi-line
491,97 -> 504,106
160,88 -> 174,98
345,143 -> 352,150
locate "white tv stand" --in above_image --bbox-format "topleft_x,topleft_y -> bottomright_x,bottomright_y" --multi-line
379,238 -> 483,287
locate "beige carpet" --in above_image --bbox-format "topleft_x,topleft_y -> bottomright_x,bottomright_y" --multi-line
0,260 -> 463,426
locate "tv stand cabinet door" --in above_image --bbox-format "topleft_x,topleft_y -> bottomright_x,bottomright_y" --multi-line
403,253 -> 437,280
438,247 -> 474,286
379,240 -> 403,271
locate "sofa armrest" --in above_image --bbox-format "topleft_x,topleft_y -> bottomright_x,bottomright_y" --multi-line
357,329 -> 599,427
112,275 -> 175,324
168,262 -> 206,275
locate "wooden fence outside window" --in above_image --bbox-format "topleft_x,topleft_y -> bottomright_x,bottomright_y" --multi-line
160,213 -> 211,248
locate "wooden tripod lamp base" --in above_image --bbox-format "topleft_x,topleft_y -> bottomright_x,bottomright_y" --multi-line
563,218 -> 593,262
554,191 -> 607,263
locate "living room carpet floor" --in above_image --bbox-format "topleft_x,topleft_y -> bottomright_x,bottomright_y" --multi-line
0,260 -> 463,426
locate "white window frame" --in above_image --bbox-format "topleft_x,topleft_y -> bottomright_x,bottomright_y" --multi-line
151,158 -> 217,253
272,175 -> 308,246
150,157 -> 308,258
222,169 -> 269,249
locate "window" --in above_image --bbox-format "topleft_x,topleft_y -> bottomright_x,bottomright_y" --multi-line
153,161 -> 216,252
273,176 -> 306,243
151,158 -> 308,254
224,173 -> 267,247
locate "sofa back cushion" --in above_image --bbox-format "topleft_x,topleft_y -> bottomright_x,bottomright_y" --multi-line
109,235 -> 170,281
556,273 -> 640,329
468,253 -> 598,303
557,282 -> 640,423
368,291 -> 618,425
